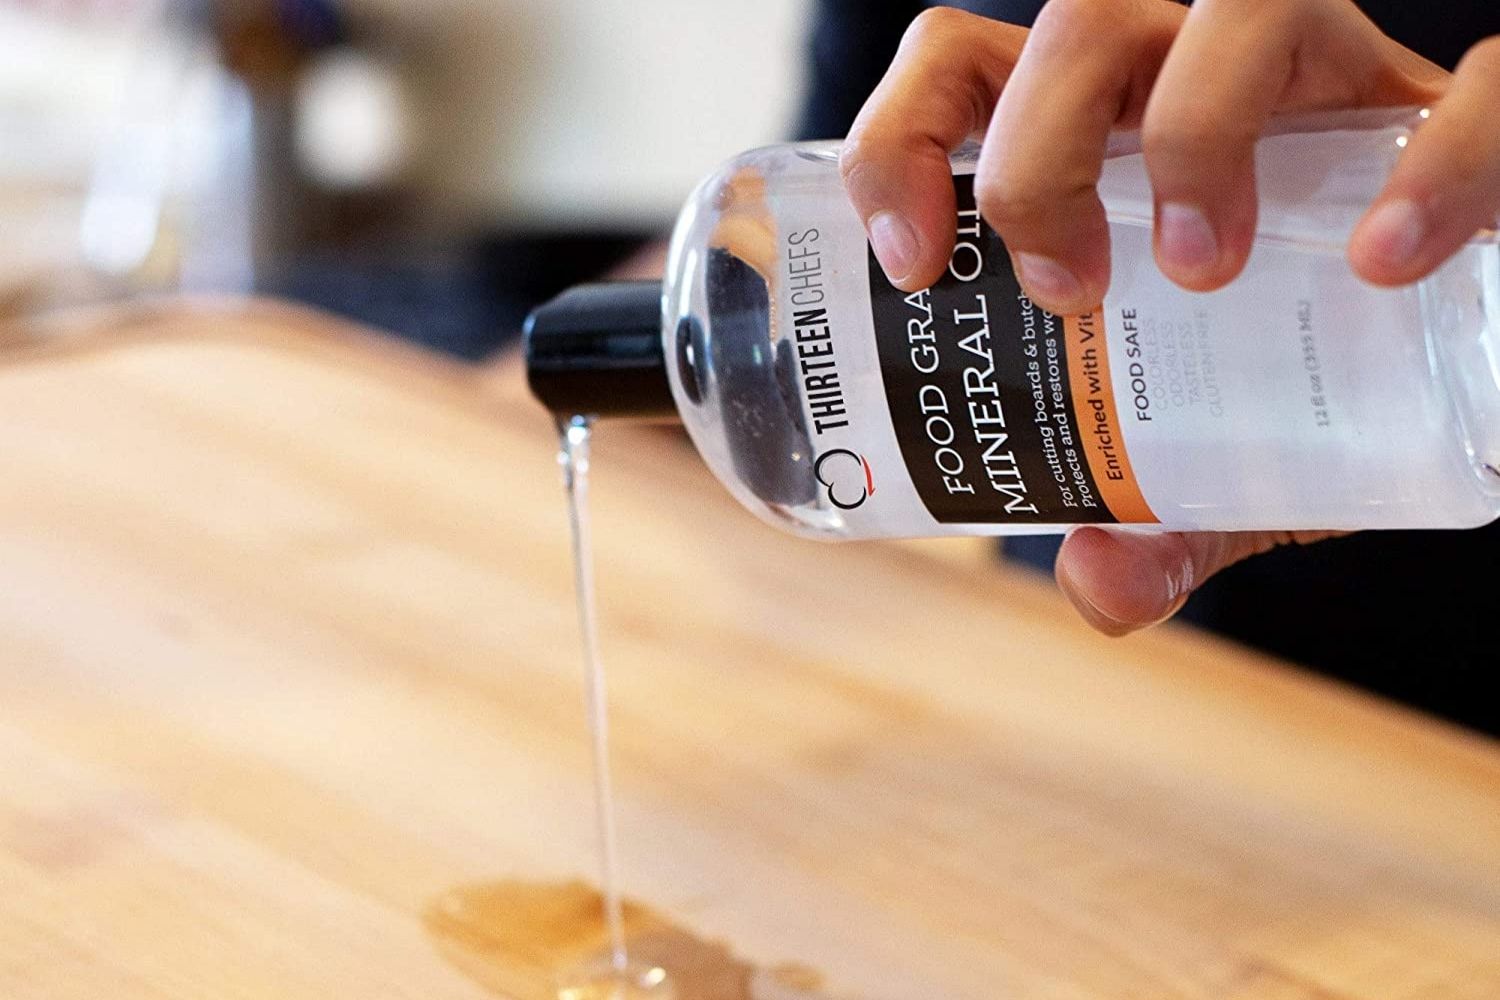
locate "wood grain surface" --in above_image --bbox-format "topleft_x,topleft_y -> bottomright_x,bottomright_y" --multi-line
1,300 -> 1497,1000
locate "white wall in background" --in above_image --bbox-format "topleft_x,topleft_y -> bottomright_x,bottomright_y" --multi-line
0,9 -> 141,185
345,0 -> 813,229
1,2 -> 815,231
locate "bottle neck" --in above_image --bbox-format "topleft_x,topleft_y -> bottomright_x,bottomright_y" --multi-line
524,282 -> 676,419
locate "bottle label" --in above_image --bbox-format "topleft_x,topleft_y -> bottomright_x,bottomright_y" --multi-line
867,175 -> 1157,524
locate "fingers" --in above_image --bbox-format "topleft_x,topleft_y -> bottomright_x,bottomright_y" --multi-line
1143,0 -> 1448,292
841,8 -> 1028,291
975,0 -> 1184,314
1349,36 -> 1500,286
1138,0 -> 1320,291
1054,527 -> 1340,636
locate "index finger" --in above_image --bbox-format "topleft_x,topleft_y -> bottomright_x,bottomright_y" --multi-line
841,8 -> 1028,291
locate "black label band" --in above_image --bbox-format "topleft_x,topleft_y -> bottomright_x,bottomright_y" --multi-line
868,175 -> 1121,525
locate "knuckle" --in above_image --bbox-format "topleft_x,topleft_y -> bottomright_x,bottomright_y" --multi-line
1461,34 -> 1500,72
1034,0 -> 1134,48
838,109 -> 915,174
974,171 -> 1051,232
1141,113 -> 1252,172
837,129 -> 907,188
901,5 -> 974,49
1433,139 -> 1494,191
1199,0 -> 1297,24
837,134 -> 870,185
974,155 -> 1099,234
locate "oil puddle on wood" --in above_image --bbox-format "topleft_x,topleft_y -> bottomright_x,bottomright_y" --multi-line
425,881 -> 831,1000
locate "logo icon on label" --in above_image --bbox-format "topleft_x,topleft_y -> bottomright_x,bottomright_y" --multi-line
814,449 -> 875,510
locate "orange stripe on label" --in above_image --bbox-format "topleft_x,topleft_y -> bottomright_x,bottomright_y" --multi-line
1063,313 -> 1158,524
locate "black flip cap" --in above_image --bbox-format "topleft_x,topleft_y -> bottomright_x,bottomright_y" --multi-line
524,281 -> 675,418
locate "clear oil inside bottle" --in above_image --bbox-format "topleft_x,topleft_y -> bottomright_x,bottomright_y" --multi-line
662,109 -> 1500,539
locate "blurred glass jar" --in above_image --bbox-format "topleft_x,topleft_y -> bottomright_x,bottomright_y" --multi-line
80,0 -> 258,296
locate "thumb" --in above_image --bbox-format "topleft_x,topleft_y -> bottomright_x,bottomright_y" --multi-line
1054,526 -> 1340,637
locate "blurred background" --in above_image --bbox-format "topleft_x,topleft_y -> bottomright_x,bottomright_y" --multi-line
4,0 -> 1495,737
0,0 -> 809,355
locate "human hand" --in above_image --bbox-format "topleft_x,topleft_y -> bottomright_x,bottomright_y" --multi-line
839,0 -> 1499,635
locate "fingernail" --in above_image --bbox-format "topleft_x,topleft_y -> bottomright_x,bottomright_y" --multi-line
869,211 -> 917,284
1144,533 -> 1195,625
1015,252 -> 1083,309
1157,202 -> 1220,271
1360,198 -> 1427,270
1056,567 -> 1132,637
1058,526 -> 1192,636
1115,528 -> 1196,626
1056,527 -> 1137,636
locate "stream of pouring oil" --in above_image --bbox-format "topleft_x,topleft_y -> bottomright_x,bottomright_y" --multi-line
420,418 -> 831,1000
557,416 -> 673,1000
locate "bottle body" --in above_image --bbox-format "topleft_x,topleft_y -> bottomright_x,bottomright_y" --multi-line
662,108 -> 1500,539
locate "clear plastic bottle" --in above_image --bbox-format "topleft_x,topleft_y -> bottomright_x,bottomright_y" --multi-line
525,107 -> 1500,540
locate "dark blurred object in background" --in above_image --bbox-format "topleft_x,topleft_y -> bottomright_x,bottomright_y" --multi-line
210,2 -> 657,356
210,0 -> 345,276
273,232 -> 652,360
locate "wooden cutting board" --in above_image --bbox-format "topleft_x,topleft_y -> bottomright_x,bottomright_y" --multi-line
1,300 -> 1496,1000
